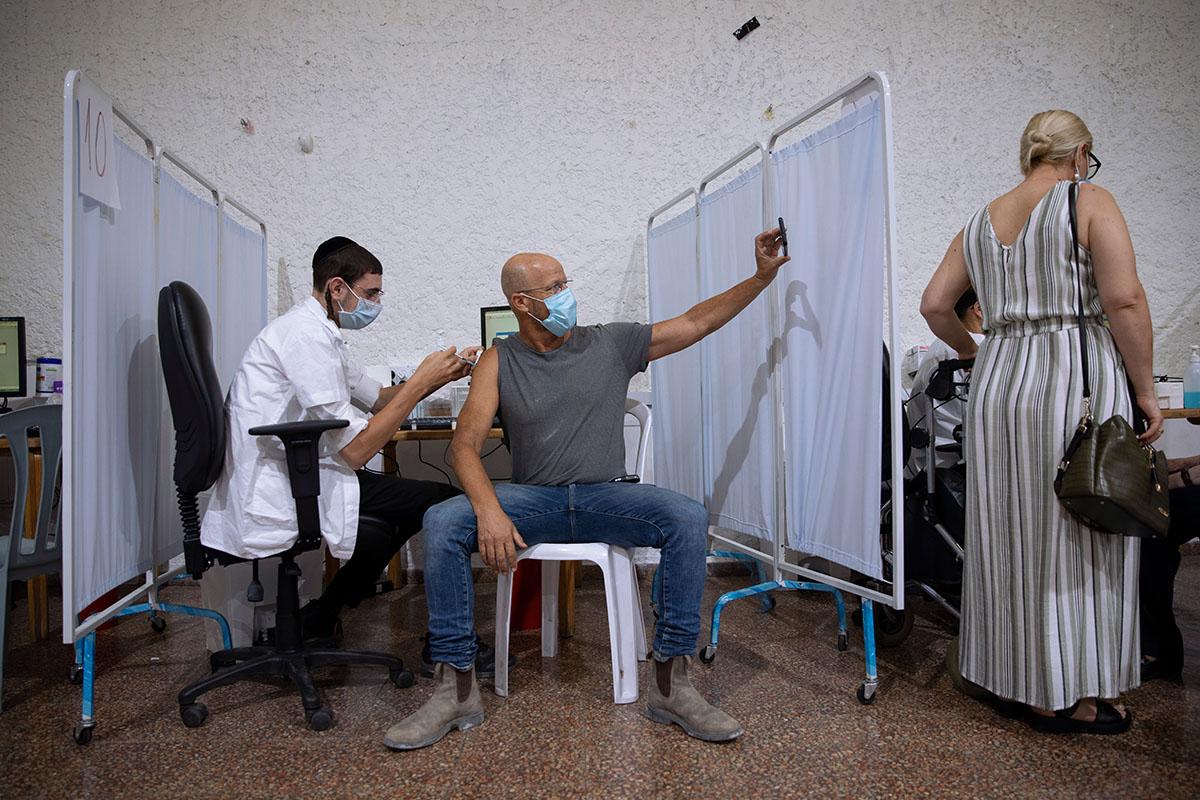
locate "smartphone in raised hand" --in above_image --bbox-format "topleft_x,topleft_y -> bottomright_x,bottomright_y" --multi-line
777,217 -> 788,257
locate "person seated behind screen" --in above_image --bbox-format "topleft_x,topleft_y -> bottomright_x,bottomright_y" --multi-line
1140,455 -> 1200,682
201,236 -> 491,655
905,288 -> 985,478
383,228 -> 792,750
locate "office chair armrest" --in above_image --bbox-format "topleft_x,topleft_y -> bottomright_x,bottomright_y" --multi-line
248,419 -> 350,438
249,418 -> 350,547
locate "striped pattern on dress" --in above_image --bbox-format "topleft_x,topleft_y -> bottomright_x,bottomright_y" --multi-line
958,180 -> 1140,711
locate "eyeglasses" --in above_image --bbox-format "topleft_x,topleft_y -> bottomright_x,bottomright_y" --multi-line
1085,151 -> 1101,180
351,283 -> 384,302
518,278 -> 571,297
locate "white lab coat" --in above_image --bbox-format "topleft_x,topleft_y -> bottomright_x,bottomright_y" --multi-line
905,332 -> 984,476
200,297 -> 383,560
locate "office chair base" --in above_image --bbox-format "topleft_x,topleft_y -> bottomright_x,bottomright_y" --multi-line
178,647 -> 411,730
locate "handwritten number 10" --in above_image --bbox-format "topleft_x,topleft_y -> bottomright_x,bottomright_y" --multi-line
83,97 -> 108,178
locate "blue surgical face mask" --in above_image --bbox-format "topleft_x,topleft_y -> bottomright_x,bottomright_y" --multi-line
337,284 -> 382,330
521,287 -> 577,337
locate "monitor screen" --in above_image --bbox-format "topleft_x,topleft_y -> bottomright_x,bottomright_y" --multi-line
480,305 -> 519,349
0,316 -> 27,398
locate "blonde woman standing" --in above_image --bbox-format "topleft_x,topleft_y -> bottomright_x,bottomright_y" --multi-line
921,110 -> 1163,734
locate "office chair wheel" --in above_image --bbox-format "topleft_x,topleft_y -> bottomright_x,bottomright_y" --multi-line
857,683 -> 876,705
390,667 -> 415,688
73,720 -> 95,745
699,644 -> 717,664
180,702 -> 209,728
150,616 -> 167,633
69,664 -> 84,685
306,705 -> 333,731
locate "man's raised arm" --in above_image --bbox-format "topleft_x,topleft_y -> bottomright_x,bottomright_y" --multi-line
647,228 -> 790,362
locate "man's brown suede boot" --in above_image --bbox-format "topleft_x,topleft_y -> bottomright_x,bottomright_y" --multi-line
646,655 -> 743,742
383,663 -> 483,750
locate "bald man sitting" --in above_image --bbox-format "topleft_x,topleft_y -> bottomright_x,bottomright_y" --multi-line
384,229 -> 791,750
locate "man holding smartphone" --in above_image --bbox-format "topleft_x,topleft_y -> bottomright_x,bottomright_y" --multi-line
384,227 -> 789,750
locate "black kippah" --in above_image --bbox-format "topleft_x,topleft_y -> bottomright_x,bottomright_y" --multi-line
313,236 -> 358,268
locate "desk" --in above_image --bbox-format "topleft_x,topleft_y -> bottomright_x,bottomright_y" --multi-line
1163,408 -> 1200,425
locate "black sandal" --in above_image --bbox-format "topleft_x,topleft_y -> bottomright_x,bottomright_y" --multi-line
991,698 -> 1030,719
1027,700 -> 1132,735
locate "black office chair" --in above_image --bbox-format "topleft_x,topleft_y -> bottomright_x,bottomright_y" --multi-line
157,281 -> 412,731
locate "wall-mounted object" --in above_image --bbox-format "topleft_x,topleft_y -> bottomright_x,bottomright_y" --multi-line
733,17 -> 760,40
298,134 -> 314,154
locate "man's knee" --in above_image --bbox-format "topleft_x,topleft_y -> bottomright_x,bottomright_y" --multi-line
422,495 -> 476,555
665,494 -> 709,538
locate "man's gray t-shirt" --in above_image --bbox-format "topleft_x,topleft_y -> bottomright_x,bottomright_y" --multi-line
496,322 -> 652,486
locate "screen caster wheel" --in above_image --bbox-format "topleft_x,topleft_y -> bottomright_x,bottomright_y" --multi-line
73,720 -> 95,745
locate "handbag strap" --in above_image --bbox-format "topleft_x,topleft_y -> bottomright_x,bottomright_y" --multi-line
1067,181 -> 1093,417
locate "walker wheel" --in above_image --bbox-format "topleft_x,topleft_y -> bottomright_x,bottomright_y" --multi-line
699,644 -> 717,664
390,668 -> 415,688
69,664 -> 84,685
150,616 -> 167,633
857,684 -> 876,705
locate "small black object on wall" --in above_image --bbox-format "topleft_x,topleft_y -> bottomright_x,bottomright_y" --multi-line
733,17 -> 760,41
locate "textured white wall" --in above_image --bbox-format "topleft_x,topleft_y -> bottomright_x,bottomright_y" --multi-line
3,0 -> 1198,381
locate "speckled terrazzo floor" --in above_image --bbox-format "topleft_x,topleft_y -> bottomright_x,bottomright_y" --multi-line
2,557 -> 1199,800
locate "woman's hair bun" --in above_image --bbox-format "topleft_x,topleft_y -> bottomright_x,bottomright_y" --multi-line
1018,111 -> 1093,176
1026,129 -> 1052,158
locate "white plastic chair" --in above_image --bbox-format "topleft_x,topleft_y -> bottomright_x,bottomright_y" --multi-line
494,398 -> 651,704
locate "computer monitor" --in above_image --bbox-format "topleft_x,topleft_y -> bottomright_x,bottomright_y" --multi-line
0,316 -> 27,407
480,305 -> 519,349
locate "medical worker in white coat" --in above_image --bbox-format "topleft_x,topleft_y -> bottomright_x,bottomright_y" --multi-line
202,236 -> 477,645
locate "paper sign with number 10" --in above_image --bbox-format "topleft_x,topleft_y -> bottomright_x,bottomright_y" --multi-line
77,76 -> 121,210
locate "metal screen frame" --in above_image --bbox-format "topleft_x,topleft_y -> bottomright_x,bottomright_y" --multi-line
646,72 -> 903,612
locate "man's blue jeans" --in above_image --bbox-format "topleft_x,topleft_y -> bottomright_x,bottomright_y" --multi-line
423,482 -> 709,670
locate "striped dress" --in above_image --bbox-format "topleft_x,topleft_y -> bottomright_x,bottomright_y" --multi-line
958,180 -> 1140,711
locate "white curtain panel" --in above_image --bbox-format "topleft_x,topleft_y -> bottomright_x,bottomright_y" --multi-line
647,206 -> 704,505
699,164 -> 775,540
218,214 -> 267,390
771,100 -> 885,578
157,170 -> 218,305
69,137 -> 162,615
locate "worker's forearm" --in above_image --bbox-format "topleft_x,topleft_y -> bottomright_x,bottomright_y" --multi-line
343,377 -> 433,468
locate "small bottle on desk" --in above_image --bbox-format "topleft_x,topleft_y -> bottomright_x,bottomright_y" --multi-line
1185,345 -> 1200,409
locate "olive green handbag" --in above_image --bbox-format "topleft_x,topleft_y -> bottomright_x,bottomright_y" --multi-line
1052,182 -> 1170,538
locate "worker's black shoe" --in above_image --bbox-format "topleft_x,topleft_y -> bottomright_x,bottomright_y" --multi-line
419,632 -> 516,679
